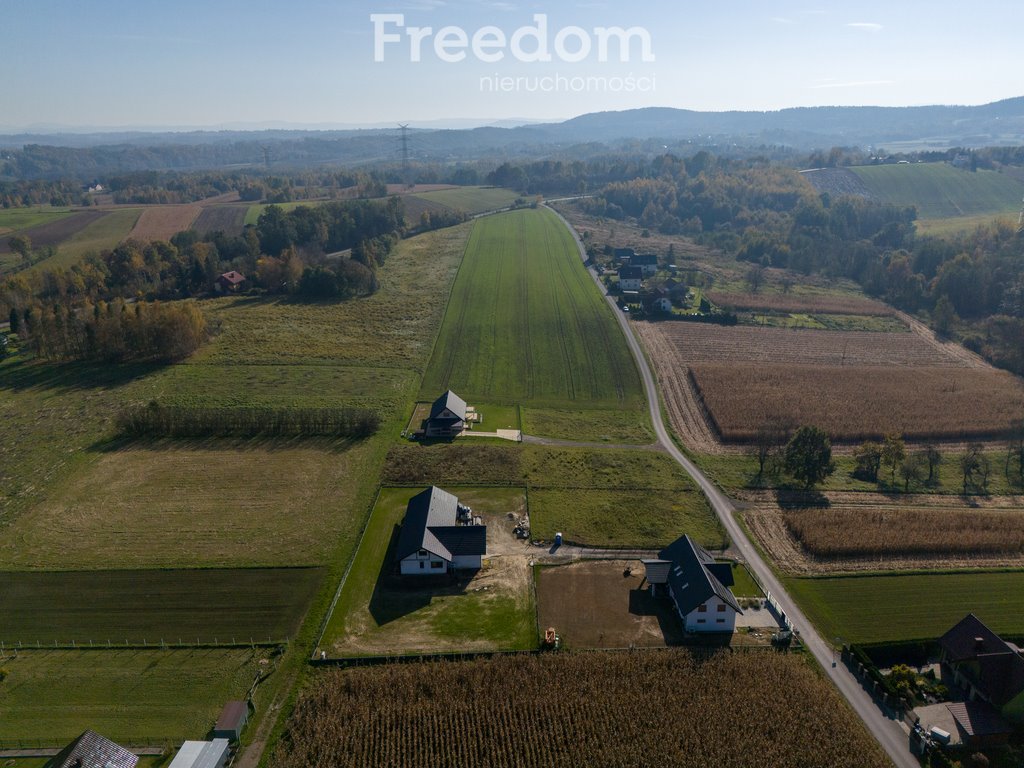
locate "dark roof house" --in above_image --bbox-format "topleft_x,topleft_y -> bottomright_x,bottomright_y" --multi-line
939,614 -> 1024,717
424,390 -> 467,437
47,731 -> 138,768
395,486 -> 486,574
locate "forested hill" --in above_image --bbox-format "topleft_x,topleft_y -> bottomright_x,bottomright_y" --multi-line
2,97 -> 1024,179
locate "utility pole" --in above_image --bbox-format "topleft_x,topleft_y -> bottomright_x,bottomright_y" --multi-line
398,124 -> 412,188
260,145 -> 271,171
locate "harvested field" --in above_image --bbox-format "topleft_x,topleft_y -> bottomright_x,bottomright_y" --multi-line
741,491 -> 1024,575
128,204 -> 201,241
536,560 -> 683,648
386,183 -> 457,194
192,205 -> 248,236
274,651 -> 892,768
690,363 -> 1024,442
707,290 -> 893,316
0,567 -> 322,644
0,209 -> 108,254
399,195 -> 450,227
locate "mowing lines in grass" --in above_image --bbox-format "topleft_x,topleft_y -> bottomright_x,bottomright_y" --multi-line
0,568 -> 323,645
421,207 -> 643,409
787,571 -> 1024,644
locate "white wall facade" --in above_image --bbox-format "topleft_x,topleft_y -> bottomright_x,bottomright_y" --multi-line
400,550 -> 450,575
682,595 -> 737,633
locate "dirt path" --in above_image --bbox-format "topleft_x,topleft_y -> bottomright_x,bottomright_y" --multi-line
894,308 -> 991,369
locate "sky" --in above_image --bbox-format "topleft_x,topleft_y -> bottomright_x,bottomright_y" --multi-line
3,0 -> 1023,130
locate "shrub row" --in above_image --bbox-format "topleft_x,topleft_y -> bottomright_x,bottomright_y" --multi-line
117,403 -> 380,439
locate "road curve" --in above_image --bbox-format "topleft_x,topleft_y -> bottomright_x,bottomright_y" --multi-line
546,204 -> 917,768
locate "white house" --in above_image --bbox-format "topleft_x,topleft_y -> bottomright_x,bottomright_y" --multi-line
642,535 -> 742,633
618,266 -> 643,291
395,486 -> 487,576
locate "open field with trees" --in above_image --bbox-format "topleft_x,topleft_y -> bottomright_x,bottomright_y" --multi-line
787,571 -> 1024,644
30,207 -> 142,270
274,651 -> 892,768
691,363 -> 1024,443
411,186 -> 520,214
0,648 -> 264,743
849,163 -> 1024,219
420,208 -> 646,441
319,487 -> 535,656
381,443 -> 725,549
0,568 -> 321,644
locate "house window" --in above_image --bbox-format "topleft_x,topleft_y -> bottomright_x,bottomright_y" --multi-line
418,550 -> 427,558
717,604 -> 726,612
697,619 -> 706,624
431,561 -> 444,570
716,618 -> 725,624
697,604 -> 707,613
419,561 -> 425,569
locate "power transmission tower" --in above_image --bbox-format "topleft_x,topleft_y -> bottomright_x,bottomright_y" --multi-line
260,145 -> 272,171
398,124 -> 413,188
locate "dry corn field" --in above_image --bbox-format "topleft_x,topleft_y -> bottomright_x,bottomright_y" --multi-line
274,651 -> 891,768
635,321 -> 1024,449
128,204 -> 202,241
741,492 -> 1024,574
690,364 -> 1024,442
706,290 -> 893,316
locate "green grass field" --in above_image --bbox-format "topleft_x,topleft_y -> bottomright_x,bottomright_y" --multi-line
850,163 -> 1024,219
0,207 -> 74,233
243,200 -> 331,227
914,213 -> 1021,237
725,561 -> 763,598
420,207 -> 646,440
412,186 -> 521,214
0,648 -> 263,742
787,571 -> 1024,644
320,487 -> 536,656
33,208 -> 142,269
0,568 -> 322,644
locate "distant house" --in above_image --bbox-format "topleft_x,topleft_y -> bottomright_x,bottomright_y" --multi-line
46,731 -> 138,768
618,266 -> 643,291
631,254 -> 659,276
215,271 -> 246,293
424,390 -> 468,437
613,247 -> 635,263
395,486 -> 487,576
168,740 -> 230,768
212,700 -> 248,741
641,288 -> 672,314
939,614 -> 1024,723
642,535 -> 742,633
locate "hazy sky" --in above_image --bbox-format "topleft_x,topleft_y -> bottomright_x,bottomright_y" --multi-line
3,0 -> 1023,129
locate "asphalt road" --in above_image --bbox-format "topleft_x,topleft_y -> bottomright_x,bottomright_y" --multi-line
547,204 -> 918,768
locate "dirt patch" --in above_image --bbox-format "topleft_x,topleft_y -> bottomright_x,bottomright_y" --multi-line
0,210 -> 108,254
536,559 -> 683,648
740,490 -> 1024,575
129,205 -> 202,241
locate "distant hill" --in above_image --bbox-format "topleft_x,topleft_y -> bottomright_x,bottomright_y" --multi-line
847,163 -> 1024,219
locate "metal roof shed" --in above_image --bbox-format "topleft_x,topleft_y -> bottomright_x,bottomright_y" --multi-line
212,700 -> 248,741
168,740 -> 230,768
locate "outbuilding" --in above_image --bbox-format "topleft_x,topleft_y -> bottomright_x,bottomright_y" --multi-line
168,740 -> 230,768
212,700 -> 248,741
47,731 -> 138,768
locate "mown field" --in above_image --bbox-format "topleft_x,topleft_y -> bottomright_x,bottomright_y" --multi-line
320,486 -> 535,656
691,363 -> 1024,442
420,208 -> 646,441
31,207 -> 141,270
787,571 -> 1024,644
706,289 -> 894,317
849,162 -> 1024,219
382,442 -> 725,549
411,186 -> 520,214
0,206 -> 74,235
0,648 -> 264,743
274,651 -> 892,768
0,568 -> 321,644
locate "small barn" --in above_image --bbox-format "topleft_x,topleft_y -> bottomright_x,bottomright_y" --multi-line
168,740 -> 230,768
215,271 -> 246,293
643,535 -> 742,633
618,266 -> 643,291
212,700 -> 248,741
424,390 -> 468,437
395,486 -> 487,576
46,731 -> 138,768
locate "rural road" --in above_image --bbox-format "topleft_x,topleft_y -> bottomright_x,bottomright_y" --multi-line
546,204 -> 918,768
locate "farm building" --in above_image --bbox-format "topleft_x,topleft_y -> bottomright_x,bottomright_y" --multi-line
46,730 -> 138,768
212,700 -> 249,741
631,254 -> 659,276
642,535 -> 742,633
395,486 -> 487,576
215,271 -> 246,293
168,740 -> 230,768
424,390 -> 468,437
618,266 -> 643,291
939,614 -> 1024,723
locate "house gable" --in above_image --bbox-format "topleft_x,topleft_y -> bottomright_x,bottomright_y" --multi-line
395,487 -> 486,574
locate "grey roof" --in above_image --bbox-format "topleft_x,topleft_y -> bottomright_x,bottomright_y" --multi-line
395,487 -> 486,563
618,266 -> 643,280
215,700 -> 247,732
48,731 -> 138,768
661,535 -> 742,616
168,740 -> 230,768
631,254 -> 659,266
428,390 -> 467,421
